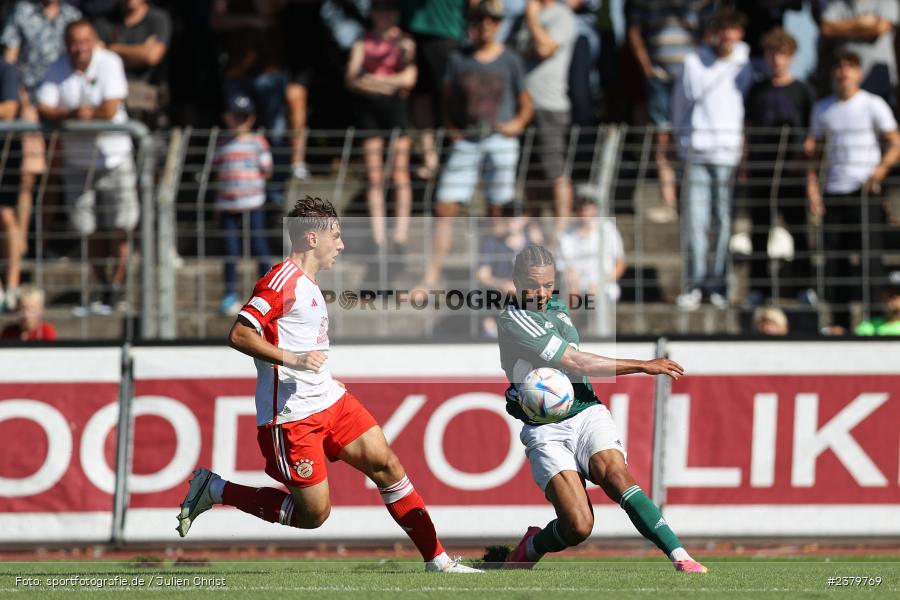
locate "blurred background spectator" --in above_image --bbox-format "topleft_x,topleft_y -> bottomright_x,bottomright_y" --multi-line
210,0 -> 285,129
424,0 -> 532,290
345,0 -> 416,280
627,0 -> 714,224
855,284 -> 900,335
476,205 -> 529,337
0,284 -> 56,339
0,0 -> 896,339
213,93 -> 272,315
37,19 -> 136,315
0,55 -> 20,313
210,0 -> 288,206
401,0 -> 466,180
735,0 -> 803,75
518,0 -> 576,240
95,0 -> 172,127
1,0 -> 81,99
819,0 -> 898,109
2,0 -> 79,258
555,185 -> 624,330
805,49 -> 900,331
65,0 -> 119,20
744,28 -> 815,307
673,8 -> 753,311
565,0 -> 598,127
282,0 -> 323,181
753,306 -> 789,335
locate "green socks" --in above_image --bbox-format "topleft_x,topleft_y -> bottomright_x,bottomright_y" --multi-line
530,519 -> 569,559
620,485 -> 684,557
527,486 -> 690,563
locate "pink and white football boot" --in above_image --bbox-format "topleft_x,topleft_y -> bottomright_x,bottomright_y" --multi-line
504,526 -> 543,569
674,559 -> 709,573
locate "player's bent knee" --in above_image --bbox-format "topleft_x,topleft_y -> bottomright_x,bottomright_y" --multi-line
560,512 -> 594,545
376,450 -> 405,481
295,505 -> 331,529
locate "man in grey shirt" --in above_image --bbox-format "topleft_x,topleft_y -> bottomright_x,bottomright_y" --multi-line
821,0 -> 898,107
519,0 -> 576,237
421,0 -> 533,292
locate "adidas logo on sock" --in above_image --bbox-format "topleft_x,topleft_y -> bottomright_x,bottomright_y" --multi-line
654,517 -> 667,530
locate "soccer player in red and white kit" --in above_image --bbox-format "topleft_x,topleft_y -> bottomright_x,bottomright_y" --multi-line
177,196 -> 480,573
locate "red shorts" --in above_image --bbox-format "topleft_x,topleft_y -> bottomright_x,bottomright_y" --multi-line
257,391 -> 378,488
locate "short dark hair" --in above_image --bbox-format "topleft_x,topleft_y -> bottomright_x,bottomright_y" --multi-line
287,196 -> 339,246
709,8 -> 748,33
832,49 -> 862,69
513,245 -> 556,282
64,19 -> 96,42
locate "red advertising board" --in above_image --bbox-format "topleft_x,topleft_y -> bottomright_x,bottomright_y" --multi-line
1,342 -> 898,542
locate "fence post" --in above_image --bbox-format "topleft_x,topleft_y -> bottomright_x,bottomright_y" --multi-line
650,336 -> 670,509
34,130 -> 59,296
194,128 -> 221,339
157,128 -> 189,339
332,127 -> 356,207
633,126 -> 651,333
111,343 -> 134,546
595,125 -> 622,218
861,189 -> 871,322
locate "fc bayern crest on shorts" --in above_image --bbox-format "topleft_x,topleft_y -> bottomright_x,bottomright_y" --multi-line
294,458 -> 314,479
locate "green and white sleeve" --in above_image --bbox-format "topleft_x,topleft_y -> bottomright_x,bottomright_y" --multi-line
498,307 -> 568,364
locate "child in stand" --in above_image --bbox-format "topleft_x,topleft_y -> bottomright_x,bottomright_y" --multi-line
214,94 -> 273,315
1,285 -> 57,340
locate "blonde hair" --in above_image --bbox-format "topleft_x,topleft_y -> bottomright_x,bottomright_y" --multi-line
753,307 -> 787,329
17,285 -> 45,306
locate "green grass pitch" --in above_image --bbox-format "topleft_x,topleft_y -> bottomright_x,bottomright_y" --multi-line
1,556 -> 899,599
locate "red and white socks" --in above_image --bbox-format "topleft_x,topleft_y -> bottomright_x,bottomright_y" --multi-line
210,474 -> 449,566
378,475 -> 447,564
215,480 -> 296,527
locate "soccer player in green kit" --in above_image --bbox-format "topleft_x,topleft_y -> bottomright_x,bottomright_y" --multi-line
498,246 -> 708,573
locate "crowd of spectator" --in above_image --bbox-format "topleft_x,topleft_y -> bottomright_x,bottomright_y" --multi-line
0,0 -> 898,339
0,0 -> 168,315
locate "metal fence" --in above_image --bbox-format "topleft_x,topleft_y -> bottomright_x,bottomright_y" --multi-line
0,121 -> 897,340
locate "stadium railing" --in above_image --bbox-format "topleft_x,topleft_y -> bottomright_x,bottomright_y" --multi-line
0,122 -> 896,340
0,120 -> 158,339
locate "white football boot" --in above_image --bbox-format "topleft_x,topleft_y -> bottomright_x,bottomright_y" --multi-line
425,553 -> 484,573
176,468 -> 220,537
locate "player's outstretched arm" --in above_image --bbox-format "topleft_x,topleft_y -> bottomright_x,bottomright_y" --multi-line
558,346 -> 684,380
228,317 -> 326,371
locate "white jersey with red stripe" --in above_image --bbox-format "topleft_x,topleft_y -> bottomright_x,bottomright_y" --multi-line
238,259 -> 345,426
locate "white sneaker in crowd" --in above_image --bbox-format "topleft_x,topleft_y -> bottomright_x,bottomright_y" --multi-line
676,289 -> 702,311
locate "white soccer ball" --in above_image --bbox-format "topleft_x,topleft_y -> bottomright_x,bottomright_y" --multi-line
518,368 -> 575,424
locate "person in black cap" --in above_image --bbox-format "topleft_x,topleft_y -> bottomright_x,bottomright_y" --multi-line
214,94 -> 273,314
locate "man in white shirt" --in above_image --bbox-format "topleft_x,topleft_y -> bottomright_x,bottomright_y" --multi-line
805,49 -> 900,331
37,19 -> 138,314
556,192 -> 625,302
555,191 -> 625,334
672,8 -> 753,311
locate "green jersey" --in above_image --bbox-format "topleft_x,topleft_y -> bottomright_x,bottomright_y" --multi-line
400,0 -> 466,41
496,297 -> 601,425
855,317 -> 900,336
